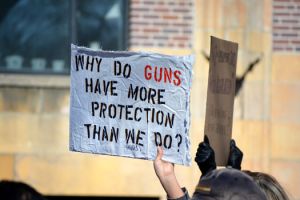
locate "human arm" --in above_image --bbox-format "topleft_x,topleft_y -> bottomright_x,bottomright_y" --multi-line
153,147 -> 187,199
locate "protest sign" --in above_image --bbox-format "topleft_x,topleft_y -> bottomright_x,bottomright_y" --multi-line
69,44 -> 193,166
204,36 -> 238,166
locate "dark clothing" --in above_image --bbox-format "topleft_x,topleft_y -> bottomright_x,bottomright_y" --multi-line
167,188 -> 189,200
168,168 -> 267,200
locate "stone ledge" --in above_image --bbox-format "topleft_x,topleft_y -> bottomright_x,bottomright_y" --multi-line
0,74 -> 70,89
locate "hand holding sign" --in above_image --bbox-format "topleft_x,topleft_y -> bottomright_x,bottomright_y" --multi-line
69,45 -> 193,166
227,139 -> 243,169
195,136 -> 243,176
195,135 -> 216,176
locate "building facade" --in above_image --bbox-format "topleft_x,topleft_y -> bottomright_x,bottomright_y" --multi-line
0,0 -> 300,199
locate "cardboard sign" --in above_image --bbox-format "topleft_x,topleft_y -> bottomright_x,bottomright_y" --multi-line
69,44 -> 193,166
204,36 -> 238,166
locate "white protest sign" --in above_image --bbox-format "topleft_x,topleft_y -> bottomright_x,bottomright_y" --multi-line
69,44 -> 193,166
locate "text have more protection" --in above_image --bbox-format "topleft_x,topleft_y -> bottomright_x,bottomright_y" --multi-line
69,45 -> 194,166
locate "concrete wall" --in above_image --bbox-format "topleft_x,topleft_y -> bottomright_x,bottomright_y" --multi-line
0,0 -> 300,199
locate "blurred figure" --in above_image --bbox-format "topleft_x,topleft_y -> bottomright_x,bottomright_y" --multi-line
153,136 -> 267,200
0,180 -> 46,200
154,135 -> 290,200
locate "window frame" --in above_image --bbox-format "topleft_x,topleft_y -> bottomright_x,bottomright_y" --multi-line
0,0 -> 129,77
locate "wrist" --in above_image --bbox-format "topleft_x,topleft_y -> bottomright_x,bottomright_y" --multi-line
159,173 -> 184,199
159,172 -> 176,185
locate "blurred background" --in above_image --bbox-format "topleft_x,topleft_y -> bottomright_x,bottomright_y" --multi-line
0,0 -> 299,199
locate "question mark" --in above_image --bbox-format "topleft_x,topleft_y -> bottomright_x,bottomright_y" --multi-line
175,134 -> 182,152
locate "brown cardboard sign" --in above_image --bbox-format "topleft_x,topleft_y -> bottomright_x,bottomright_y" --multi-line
204,36 -> 238,166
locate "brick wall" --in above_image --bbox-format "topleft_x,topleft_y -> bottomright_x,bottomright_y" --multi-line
273,0 -> 300,51
272,1 -> 300,199
129,0 -> 194,49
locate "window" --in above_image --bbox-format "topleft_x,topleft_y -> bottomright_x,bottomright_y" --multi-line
0,0 -> 128,74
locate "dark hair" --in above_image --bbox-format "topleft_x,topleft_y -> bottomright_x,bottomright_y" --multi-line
243,171 -> 289,200
0,180 -> 46,200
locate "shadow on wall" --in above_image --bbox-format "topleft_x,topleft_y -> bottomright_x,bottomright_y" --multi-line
201,50 -> 262,97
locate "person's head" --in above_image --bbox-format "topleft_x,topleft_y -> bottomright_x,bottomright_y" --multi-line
193,168 -> 267,200
0,180 -> 46,200
243,171 -> 289,200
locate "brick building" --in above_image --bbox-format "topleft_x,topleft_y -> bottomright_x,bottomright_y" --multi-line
0,0 -> 300,199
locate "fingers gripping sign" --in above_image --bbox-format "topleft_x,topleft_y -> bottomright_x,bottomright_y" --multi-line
154,147 -> 184,199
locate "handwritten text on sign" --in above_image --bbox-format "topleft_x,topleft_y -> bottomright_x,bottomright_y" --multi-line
204,36 -> 238,166
69,45 -> 193,166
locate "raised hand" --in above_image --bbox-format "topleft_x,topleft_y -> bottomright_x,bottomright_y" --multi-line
153,147 -> 184,199
194,135 -> 216,176
227,139 -> 243,170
